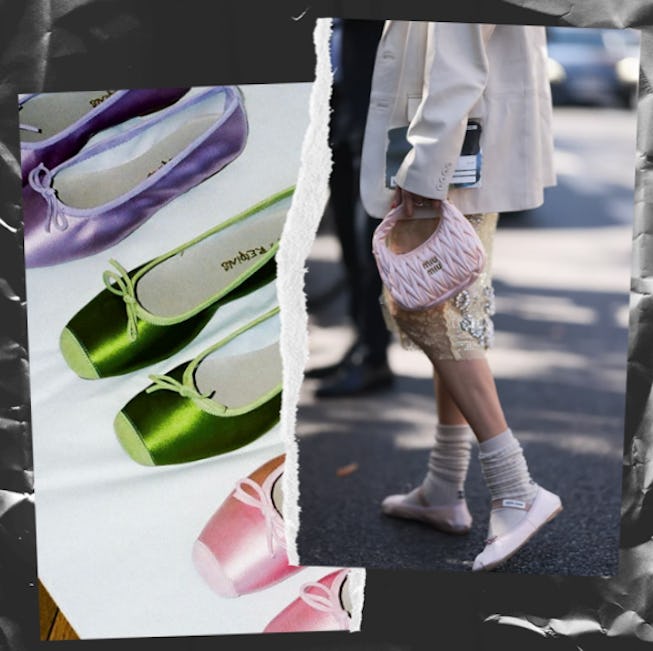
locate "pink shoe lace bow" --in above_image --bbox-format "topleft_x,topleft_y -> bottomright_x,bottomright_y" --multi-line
28,163 -> 68,232
299,570 -> 351,630
232,466 -> 286,556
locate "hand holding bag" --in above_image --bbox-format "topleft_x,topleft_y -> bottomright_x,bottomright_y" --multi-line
372,200 -> 486,311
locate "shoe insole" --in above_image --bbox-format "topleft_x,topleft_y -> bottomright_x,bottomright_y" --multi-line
19,90 -> 117,143
194,343 -> 281,410
339,574 -> 353,617
135,197 -> 288,318
271,473 -> 284,515
54,91 -> 227,208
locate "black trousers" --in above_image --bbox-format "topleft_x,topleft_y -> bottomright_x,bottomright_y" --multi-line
328,131 -> 390,365
327,18 -> 389,365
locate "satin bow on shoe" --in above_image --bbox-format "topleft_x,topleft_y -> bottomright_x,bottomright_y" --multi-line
264,569 -> 353,633
60,188 -> 291,380
28,164 -> 68,232
22,86 -> 246,268
102,259 -> 140,341
146,372 -> 217,401
19,88 -> 189,186
233,475 -> 286,556
192,455 -> 302,598
112,307 -> 283,466
298,570 -> 352,630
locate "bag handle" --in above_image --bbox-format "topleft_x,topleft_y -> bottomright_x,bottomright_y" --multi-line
372,200 -> 459,261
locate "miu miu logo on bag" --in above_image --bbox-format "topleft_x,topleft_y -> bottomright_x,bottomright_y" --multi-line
422,255 -> 443,275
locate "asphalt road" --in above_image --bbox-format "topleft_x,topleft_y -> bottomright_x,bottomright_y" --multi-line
295,105 -> 637,576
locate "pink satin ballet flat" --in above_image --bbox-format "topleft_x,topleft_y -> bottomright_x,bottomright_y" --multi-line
192,454 -> 301,597
264,569 -> 352,633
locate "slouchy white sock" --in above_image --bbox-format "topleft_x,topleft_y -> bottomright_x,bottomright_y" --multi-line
478,428 -> 538,538
420,423 -> 474,506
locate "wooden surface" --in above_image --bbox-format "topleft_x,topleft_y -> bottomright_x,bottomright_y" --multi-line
39,581 -> 79,641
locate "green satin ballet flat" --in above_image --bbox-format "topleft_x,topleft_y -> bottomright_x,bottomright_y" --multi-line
60,188 -> 293,379
114,307 -> 282,465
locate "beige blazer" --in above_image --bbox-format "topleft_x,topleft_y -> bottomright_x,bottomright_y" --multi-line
360,21 -> 556,217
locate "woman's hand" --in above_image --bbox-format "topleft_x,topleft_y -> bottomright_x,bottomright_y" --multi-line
391,186 -> 441,218
387,186 -> 444,255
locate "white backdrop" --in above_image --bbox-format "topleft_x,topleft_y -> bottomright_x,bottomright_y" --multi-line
26,83 -> 342,638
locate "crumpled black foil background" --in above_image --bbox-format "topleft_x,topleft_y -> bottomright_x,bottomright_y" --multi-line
0,1 -> 651,650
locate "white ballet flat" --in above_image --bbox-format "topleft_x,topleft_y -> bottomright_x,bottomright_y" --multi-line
472,486 -> 562,571
382,487 -> 472,535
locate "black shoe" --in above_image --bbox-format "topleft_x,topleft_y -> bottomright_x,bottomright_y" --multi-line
304,340 -> 361,380
315,358 -> 394,398
304,359 -> 348,380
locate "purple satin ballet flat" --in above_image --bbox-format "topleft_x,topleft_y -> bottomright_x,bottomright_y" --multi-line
19,88 -> 189,184
23,86 -> 248,268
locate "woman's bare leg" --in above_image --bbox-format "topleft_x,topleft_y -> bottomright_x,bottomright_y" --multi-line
434,371 -> 467,426
432,358 -> 508,442
384,204 -> 561,568
387,215 -> 507,440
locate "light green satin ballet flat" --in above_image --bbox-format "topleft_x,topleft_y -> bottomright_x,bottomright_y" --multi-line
60,188 -> 292,379
114,306 -> 282,465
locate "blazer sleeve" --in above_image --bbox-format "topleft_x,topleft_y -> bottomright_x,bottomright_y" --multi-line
394,22 -> 496,199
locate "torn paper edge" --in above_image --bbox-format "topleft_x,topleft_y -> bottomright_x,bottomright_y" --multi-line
278,14 -> 332,566
346,567 -> 367,632
277,16 -> 367,633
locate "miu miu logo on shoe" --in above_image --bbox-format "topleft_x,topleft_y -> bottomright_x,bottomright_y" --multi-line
422,255 -> 443,275
89,90 -> 117,108
221,242 -> 277,271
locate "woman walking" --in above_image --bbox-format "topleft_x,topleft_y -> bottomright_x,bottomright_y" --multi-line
360,21 -> 561,570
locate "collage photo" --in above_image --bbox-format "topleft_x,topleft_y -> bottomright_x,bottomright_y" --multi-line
0,2 -> 651,650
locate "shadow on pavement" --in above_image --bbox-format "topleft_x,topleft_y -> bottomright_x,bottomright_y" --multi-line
296,258 -> 626,576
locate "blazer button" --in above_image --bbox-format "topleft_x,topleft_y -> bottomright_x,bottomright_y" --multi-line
381,50 -> 395,60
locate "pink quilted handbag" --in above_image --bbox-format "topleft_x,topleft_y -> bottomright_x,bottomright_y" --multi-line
372,201 -> 486,311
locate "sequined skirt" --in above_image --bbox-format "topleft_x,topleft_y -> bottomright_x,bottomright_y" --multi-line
381,213 -> 498,361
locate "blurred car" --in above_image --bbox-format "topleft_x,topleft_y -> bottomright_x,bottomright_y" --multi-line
546,27 -> 640,108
